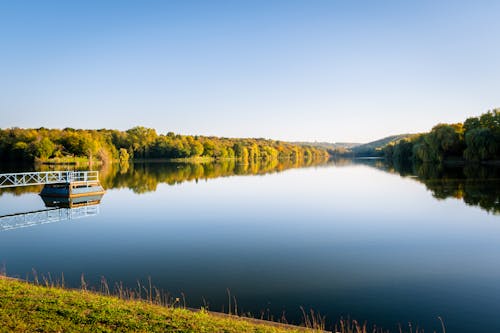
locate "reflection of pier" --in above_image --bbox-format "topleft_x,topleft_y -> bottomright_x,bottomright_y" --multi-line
0,205 -> 100,232
0,171 -> 105,231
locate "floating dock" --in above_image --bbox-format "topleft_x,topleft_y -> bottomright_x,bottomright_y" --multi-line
0,170 -> 105,199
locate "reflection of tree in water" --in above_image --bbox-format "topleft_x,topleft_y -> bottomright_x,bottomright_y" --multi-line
461,165 -> 500,214
0,157 -> 329,196
390,161 -> 500,214
343,158 -> 499,214
108,158 -> 499,212
4,157 -> 496,214
0,184 -> 43,196
99,156 -> 329,194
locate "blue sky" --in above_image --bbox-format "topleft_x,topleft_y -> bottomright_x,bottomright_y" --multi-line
1,1 -> 499,143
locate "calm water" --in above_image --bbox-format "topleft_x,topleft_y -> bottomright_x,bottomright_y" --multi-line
0,160 -> 499,332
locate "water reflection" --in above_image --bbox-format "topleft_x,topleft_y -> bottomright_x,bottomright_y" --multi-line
102,158 -> 332,193
349,158 -> 500,214
0,157 -> 329,196
0,202 -> 100,232
0,179 -> 104,231
2,157 -> 498,214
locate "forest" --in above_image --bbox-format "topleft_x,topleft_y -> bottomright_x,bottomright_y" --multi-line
0,127 -> 328,165
1,109 -> 497,166
384,109 -> 499,163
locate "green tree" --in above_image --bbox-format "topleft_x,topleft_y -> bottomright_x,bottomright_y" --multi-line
464,128 -> 498,161
12,141 -> 31,160
33,137 -> 56,159
392,139 -> 414,163
126,126 -> 157,158
189,141 -> 204,157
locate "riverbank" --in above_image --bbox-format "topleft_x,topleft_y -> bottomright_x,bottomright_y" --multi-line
37,156 -> 217,165
0,277 -> 323,333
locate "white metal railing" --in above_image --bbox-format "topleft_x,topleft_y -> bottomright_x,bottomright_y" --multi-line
0,171 -> 99,188
0,205 -> 100,232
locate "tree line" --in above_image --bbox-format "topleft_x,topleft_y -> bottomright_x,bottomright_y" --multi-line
0,127 -> 329,164
384,109 -> 500,163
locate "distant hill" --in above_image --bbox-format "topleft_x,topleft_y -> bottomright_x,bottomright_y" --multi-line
292,141 -> 360,150
292,136 -> 420,156
351,134 -> 417,157
329,142 -> 361,149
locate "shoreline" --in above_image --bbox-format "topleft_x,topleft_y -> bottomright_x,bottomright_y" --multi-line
0,275 -> 326,333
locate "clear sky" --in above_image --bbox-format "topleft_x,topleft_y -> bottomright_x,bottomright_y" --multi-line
1,1 -> 499,143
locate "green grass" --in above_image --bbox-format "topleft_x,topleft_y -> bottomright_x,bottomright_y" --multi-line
0,277 -> 319,333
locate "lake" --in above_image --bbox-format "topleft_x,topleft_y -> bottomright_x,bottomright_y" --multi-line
0,159 -> 499,332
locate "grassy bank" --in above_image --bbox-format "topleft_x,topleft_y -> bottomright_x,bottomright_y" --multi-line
35,156 -> 99,166
0,277 -> 321,333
